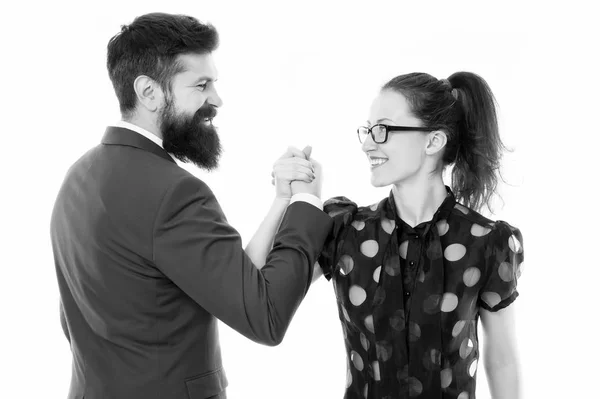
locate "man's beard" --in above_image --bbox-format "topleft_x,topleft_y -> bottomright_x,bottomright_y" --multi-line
159,98 -> 222,171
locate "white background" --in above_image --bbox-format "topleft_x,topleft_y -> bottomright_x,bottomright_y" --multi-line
1,1 -> 598,398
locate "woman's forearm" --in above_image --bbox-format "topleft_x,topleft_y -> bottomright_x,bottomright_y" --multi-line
245,197 -> 290,269
485,359 -> 522,399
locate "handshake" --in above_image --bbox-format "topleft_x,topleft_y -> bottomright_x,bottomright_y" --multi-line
271,145 -> 322,200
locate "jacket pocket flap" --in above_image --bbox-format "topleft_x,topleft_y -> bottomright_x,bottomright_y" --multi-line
185,368 -> 228,398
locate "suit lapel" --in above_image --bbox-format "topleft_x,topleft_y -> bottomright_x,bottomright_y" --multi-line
101,126 -> 176,164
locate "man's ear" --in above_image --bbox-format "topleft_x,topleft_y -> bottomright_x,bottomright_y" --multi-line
133,75 -> 164,112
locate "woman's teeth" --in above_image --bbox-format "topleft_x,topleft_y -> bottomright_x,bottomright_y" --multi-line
370,158 -> 388,166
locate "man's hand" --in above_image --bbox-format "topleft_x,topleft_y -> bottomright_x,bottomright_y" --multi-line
291,157 -> 322,199
272,146 -> 314,200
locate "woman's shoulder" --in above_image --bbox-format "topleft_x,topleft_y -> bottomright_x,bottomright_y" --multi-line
450,203 -> 522,243
323,196 -> 358,218
488,220 -> 523,254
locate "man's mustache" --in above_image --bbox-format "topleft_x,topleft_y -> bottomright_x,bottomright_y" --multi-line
195,104 -> 218,120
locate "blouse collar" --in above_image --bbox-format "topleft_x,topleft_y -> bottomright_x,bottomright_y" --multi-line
383,185 -> 457,233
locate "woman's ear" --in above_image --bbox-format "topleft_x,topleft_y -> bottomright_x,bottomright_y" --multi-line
425,130 -> 448,156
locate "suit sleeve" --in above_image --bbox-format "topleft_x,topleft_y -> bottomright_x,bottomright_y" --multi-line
152,175 -> 333,346
60,299 -> 70,344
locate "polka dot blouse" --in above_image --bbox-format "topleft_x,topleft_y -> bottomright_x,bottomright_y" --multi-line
318,187 -> 524,399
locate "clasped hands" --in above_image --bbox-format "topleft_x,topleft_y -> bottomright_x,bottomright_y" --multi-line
271,146 -> 322,200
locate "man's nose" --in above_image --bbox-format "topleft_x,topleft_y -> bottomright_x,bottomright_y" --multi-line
209,89 -> 223,108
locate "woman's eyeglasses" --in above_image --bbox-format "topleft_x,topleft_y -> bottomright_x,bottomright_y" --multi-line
357,124 -> 433,144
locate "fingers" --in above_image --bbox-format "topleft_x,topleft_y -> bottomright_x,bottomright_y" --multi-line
280,145 -> 313,160
286,146 -> 309,159
274,165 -> 315,182
302,145 -> 312,159
275,156 -> 313,170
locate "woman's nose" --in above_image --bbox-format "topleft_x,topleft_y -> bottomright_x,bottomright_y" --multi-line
361,133 -> 377,152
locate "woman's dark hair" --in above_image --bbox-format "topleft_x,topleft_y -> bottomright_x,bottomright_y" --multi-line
382,72 -> 507,213
106,13 -> 219,117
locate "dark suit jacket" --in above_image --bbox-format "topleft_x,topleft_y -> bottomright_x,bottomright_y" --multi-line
50,126 -> 333,399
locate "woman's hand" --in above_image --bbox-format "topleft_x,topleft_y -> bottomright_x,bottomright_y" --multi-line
272,146 -> 315,200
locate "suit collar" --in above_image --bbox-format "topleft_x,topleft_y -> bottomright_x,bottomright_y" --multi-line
101,126 -> 176,164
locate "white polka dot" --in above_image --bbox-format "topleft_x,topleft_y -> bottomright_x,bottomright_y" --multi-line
364,315 -> 374,333
385,256 -> 401,276
426,240 -> 443,260
389,309 -> 405,331
409,322 -> 421,341
360,240 -> 379,258
517,262 -> 524,278
452,320 -> 466,337
418,270 -> 425,283
470,223 -> 491,237
423,348 -> 441,370
408,376 -> 423,396
373,266 -> 382,283
349,285 -> 367,306
457,392 -> 469,399
509,235 -> 522,253
441,293 -> 459,312
455,204 -> 469,214
444,243 -> 467,262
460,338 -> 474,359
342,306 -> 351,322
498,262 -> 514,282
381,218 -> 396,234
463,267 -> 481,287
370,203 -> 379,211
360,333 -> 370,351
481,292 -> 502,308
351,220 -> 366,231
469,359 -> 478,377
376,341 -> 393,361
399,240 -> 409,259
346,366 -> 352,388
372,361 -> 381,381
363,384 -> 368,398
437,219 -> 449,236
338,254 -> 354,276
351,350 -> 364,371
441,368 -> 452,388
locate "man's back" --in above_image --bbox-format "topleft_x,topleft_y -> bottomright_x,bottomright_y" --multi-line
51,129 -> 227,398
52,127 -> 332,398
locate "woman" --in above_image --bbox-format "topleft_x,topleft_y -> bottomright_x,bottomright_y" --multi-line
259,72 -> 523,398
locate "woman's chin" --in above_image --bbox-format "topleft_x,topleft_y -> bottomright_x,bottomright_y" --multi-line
370,174 -> 389,188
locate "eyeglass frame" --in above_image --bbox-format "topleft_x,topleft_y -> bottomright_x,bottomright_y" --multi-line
357,123 -> 434,144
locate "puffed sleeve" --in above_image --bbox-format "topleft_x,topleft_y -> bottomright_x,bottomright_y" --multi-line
318,196 -> 358,280
478,220 -> 524,312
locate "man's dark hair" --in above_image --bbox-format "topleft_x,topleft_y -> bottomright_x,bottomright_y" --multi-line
106,13 -> 219,117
